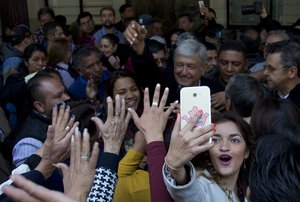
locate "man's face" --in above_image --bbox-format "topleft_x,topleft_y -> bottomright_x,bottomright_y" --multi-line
264,53 -> 289,92
79,52 -> 103,83
40,13 -> 53,26
54,26 -> 66,39
207,49 -> 218,69
178,16 -> 194,32
218,50 -> 246,84
153,50 -> 167,69
122,7 -> 134,19
80,16 -> 95,34
153,22 -> 164,36
174,54 -> 204,87
38,77 -> 70,116
100,10 -> 115,28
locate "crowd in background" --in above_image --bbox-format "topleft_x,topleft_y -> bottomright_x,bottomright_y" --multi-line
0,3 -> 299,202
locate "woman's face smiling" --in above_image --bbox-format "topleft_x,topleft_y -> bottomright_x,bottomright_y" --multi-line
209,121 -> 249,179
100,38 -> 117,57
113,77 -> 140,110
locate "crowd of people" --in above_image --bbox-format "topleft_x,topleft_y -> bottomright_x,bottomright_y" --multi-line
0,2 -> 300,202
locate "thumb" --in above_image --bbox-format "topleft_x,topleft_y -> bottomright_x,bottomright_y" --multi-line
53,163 -> 69,178
171,113 -> 181,138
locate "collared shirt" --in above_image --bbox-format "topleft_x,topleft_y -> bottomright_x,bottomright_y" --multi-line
55,62 -> 75,88
13,138 -> 43,167
68,70 -> 110,101
93,27 -> 126,46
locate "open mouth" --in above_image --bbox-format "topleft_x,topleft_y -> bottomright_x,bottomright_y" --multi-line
219,155 -> 232,165
126,101 -> 137,108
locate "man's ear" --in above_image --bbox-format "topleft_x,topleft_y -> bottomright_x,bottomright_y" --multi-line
48,34 -> 54,41
75,67 -> 83,75
33,101 -> 45,113
202,62 -> 209,71
225,97 -> 232,111
288,66 -> 298,79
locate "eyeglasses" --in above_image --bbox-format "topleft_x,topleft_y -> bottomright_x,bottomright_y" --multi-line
264,65 -> 289,73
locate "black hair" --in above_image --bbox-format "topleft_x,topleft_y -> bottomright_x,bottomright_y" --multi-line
105,69 -> 140,99
102,33 -> 119,46
249,123 -> 300,202
42,22 -> 62,37
27,69 -> 60,103
71,45 -> 100,69
119,3 -> 132,14
23,43 -> 47,62
218,40 -> 247,60
266,40 -> 300,77
178,13 -> 194,22
37,7 -> 55,21
146,39 -> 165,54
204,42 -> 217,51
225,74 -> 267,117
77,12 -> 93,25
250,95 -> 300,142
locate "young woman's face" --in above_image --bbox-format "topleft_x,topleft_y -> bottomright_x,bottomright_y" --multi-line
113,77 -> 140,110
100,38 -> 117,57
25,51 -> 47,74
209,121 -> 249,179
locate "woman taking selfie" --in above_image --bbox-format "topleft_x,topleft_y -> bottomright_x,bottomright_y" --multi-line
163,112 -> 254,202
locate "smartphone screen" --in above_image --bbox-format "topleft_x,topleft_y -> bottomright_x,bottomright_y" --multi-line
180,86 -> 211,130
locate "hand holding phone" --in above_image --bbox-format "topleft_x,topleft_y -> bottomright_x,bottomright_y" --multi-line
198,1 -> 205,15
180,86 -> 212,143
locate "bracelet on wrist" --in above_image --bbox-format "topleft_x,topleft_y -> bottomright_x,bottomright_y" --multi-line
165,157 -> 180,171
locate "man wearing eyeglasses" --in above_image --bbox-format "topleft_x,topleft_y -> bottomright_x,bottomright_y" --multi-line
264,40 -> 300,109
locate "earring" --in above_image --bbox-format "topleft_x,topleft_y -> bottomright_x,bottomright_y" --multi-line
244,160 -> 246,169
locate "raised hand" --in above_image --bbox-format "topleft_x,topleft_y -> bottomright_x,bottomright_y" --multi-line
128,84 -> 177,143
35,103 -> 78,178
165,112 -> 214,171
55,128 -> 99,202
123,20 -> 147,54
2,174 -> 76,202
92,94 -> 131,154
108,55 -> 121,70
86,78 -> 98,101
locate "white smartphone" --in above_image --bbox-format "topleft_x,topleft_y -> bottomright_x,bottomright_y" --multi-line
198,0 -> 204,8
180,86 -> 211,130
198,1 -> 205,15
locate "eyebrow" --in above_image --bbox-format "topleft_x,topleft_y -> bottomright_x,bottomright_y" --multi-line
213,133 -> 242,138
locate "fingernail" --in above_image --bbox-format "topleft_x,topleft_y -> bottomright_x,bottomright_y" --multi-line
71,114 -> 75,119
176,113 -> 180,119
156,83 -> 161,88
174,100 -> 178,104
66,105 -> 70,109
60,102 -> 65,106
83,128 -> 88,135
198,110 -> 203,115
213,123 -> 216,128
52,104 -> 57,109
134,33 -> 137,37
